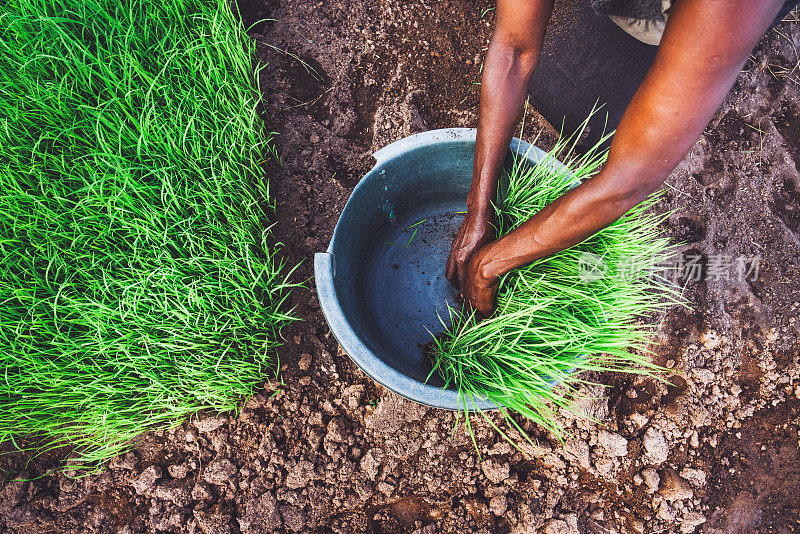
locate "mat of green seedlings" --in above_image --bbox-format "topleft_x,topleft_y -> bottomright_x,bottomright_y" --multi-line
429,133 -> 682,442
0,0 -> 294,470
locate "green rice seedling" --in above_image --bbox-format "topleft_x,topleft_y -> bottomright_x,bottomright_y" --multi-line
0,0 -> 296,471
429,123 -> 683,444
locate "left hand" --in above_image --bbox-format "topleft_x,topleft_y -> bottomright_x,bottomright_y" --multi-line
460,246 -> 500,319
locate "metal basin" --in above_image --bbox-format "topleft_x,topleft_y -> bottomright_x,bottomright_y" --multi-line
314,128 -> 567,410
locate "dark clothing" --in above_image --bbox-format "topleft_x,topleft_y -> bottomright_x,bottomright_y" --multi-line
529,0 -> 799,151
591,0 -> 797,24
591,0 -> 665,20
529,1 -> 657,151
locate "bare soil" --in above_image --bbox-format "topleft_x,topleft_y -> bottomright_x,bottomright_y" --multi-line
1,1 -> 800,533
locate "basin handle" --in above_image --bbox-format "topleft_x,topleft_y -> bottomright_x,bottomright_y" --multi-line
315,251 -> 336,288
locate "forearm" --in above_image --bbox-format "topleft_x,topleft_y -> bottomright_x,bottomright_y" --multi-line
468,47 -> 536,215
467,0 -> 553,216
474,0 -> 783,281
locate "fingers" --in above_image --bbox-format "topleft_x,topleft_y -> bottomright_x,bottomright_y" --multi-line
470,295 -> 493,320
445,229 -> 461,287
461,269 -> 497,320
458,262 -> 470,296
447,223 -> 469,287
445,251 -> 458,288
476,299 -> 493,321
464,288 -> 487,320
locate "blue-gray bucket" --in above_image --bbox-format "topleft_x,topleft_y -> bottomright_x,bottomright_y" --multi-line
314,128 -> 573,410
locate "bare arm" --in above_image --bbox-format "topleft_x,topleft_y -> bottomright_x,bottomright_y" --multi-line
445,0 -> 554,289
463,0 -> 785,316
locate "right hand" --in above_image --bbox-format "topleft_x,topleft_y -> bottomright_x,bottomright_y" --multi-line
445,209 -> 496,291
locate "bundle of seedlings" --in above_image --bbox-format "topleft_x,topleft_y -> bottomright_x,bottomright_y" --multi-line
429,125 -> 683,442
0,0 -> 294,469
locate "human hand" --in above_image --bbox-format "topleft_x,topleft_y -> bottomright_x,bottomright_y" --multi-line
445,210 -> 495,291
460,245 -> 499,319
